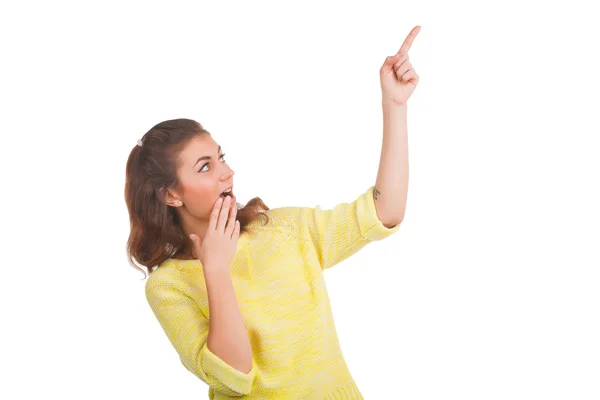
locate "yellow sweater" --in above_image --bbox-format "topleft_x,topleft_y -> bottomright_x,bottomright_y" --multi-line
145,186 -> 401,399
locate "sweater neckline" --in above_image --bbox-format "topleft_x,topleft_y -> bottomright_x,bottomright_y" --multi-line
167,229 -> 253,270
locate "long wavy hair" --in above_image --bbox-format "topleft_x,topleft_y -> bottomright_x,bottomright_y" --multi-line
124,118 -> 269,279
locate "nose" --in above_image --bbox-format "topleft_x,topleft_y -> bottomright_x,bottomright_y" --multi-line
221,166 -> 234,181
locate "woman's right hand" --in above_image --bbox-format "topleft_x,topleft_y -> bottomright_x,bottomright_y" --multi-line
189,195 -> 240,273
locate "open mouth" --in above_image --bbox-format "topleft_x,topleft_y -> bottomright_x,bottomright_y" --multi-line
220,188 -> 236,203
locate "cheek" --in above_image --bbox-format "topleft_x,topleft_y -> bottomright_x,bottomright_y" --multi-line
184,183 -> 217,211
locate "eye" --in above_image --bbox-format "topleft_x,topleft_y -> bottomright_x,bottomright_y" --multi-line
198,153 -> 226,172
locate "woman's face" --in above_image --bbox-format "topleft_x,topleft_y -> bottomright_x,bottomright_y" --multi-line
172,135 -> 235,218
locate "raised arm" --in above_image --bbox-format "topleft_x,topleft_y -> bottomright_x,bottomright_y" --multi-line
376,25 -> 421,224
281,186 -> 401,270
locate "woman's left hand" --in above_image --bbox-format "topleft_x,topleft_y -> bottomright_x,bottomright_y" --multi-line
379,25 -> 421,106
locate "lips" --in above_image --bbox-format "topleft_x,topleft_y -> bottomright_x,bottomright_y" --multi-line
219,188 -> 236,204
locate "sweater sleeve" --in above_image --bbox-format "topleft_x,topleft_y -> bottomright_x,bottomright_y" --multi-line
299,185 -> 401,270
145,282 -> 257,396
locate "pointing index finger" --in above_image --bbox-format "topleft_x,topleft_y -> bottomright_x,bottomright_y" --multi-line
398,25 -> 421,55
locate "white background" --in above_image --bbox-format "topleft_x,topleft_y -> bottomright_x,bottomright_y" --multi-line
2,0 -> 599,399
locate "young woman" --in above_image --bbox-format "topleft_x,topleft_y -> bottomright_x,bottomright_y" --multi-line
124,25 -> 420,400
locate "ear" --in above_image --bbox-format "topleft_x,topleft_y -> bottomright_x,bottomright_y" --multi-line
159,187 -> 182,207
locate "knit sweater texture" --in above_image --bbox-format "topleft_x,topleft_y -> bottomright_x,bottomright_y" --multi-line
145,185 -> 401,399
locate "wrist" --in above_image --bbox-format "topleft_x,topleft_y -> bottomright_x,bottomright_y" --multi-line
382,98 -> 407,110
203,266 -> 232,282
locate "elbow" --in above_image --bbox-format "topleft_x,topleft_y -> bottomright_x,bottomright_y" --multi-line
384,214 -> 404,228
196,343 -> 258,396
374,198 -> 405,229
392,211 -> 405,227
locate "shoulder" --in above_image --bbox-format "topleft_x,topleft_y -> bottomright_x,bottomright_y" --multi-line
145,259 -> 188,294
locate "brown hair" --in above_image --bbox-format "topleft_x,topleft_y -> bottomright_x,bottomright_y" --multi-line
124,118 -> 269,279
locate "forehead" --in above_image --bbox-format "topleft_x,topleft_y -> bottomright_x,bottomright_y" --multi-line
179,135 -> 219,163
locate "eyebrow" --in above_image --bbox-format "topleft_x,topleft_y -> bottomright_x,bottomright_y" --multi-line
194,145 -> 222,167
